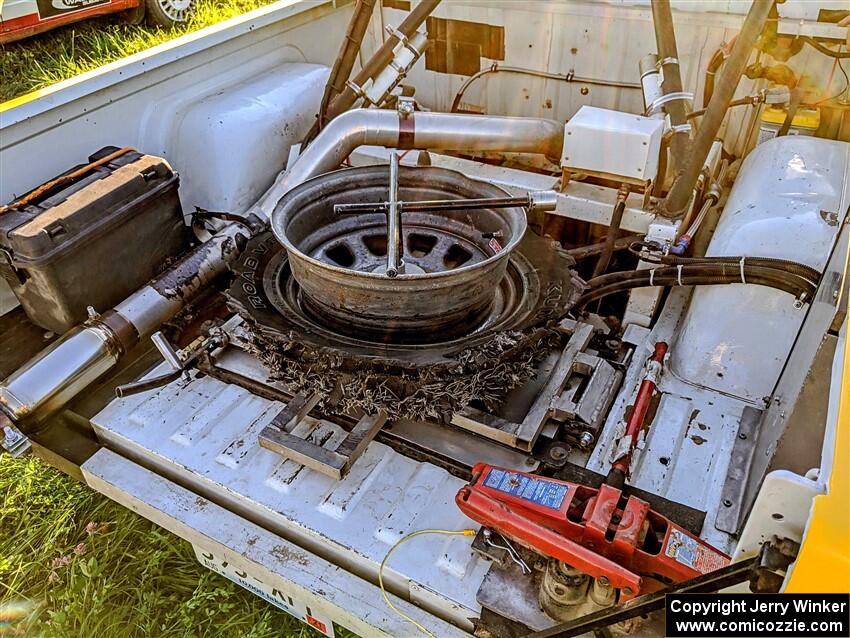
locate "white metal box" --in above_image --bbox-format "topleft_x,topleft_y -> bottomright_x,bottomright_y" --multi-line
560,106 -> 665,183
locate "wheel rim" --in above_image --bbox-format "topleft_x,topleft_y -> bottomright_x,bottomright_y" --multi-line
156,0 -> 191,23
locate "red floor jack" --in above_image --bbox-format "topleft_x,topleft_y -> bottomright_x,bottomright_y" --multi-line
456,342 -> 730,601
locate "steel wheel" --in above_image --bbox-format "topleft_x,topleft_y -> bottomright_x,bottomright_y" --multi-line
145,0 -> 192,27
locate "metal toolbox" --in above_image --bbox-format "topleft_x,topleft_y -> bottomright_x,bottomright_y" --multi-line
0,147 -> 188,333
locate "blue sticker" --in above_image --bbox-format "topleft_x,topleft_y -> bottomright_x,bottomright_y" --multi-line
483,468 -> 569,510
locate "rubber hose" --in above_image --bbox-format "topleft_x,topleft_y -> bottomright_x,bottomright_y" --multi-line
585,263 -> 816,289
576,275 -> 811,308
658,255 -> 821,282
800,36 -> 850,59
577,271 -> 814,307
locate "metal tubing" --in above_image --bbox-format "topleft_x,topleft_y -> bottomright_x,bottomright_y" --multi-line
450,65 -> 641,113
662,0 -> 773,217
386,152 -> 403,277
335,195 -> 531,215
412,111 -> 565,159
259,108 -> 565,220
150,331 -> 183,371
323,0 -> 441,122
651,0 -> 691,171
0,325 -> 120,427
318,0 -> 377,129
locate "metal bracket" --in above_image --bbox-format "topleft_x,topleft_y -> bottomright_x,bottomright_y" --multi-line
715,406 -> 763,534
2,424 -> 31,456
115,330 -> 228,398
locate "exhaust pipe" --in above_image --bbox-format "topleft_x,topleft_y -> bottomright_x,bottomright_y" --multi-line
0,227 -> 244,431
1,108 -> 566,429
258,107 -> 565,220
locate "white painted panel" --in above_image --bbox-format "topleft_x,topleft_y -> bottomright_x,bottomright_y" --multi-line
672,136 -> 850,402
90,367 -> 490,628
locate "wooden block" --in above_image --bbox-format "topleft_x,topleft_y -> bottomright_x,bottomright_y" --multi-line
335,411 -> 388,465
451,407 -> 520,447
267,392 -> 321,433
259,428 -> 347,479
259,411 -> 388,481
514,323 -> 594,450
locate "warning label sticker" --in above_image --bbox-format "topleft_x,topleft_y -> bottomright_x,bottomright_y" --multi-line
483,468 -> 569,510
665,528 -> 729,573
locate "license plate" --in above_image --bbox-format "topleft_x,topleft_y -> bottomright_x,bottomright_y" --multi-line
193,545 -> 335,637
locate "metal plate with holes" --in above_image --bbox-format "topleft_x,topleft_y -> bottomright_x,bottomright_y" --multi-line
715,406 -> 762,534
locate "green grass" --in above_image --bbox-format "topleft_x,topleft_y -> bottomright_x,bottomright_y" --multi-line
0,8 -> 360,637
0,454 -> 339,637
0,0 -> 274,103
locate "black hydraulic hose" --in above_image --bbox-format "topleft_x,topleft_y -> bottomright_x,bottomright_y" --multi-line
591,199 -> 626,278
799,36 -> 850,59
586,262 -> 817,289
577,262 -> 818,308
658,254 -> 820,282
565,234 -> 642,261
576,272 -> 813,308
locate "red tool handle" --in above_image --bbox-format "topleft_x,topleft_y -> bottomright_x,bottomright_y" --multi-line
608,341 -> 667,487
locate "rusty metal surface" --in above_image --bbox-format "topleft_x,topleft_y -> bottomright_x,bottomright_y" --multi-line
271,165 -> 529,343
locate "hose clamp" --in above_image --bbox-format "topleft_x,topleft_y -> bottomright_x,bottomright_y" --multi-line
646,91 -> 694,116
384,24 -> 409,47
397,108 -> 415,148
656,56 -> 680,68
345,79 -> 368,100
670,123 -> 693,134
644,359 -> 663,385
739,257 -> 747,284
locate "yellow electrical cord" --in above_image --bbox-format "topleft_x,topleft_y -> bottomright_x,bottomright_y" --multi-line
378,528 -> 476,638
